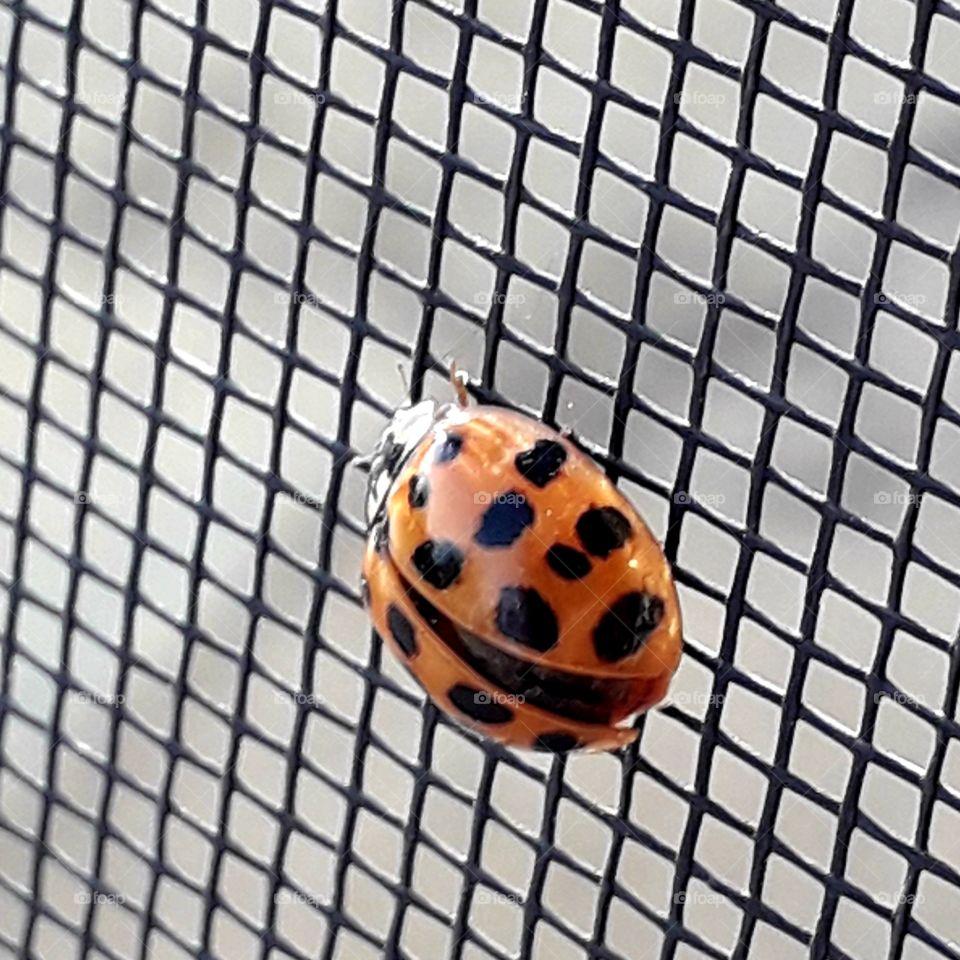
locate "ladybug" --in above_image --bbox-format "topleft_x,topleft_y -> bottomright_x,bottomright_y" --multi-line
360,367 -> 682,753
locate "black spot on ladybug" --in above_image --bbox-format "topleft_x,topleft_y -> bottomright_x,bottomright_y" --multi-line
534,732 -> 581,753
475,492 -> 534,547
576,506 -> 631,558
448,683 -> 514,724
360,575 -> 371,607
373,517 -> 390,555
408,473 -> 429,509
387,603 -> 417,657
593,592 -> 664,662
412,539 -> 464,589
545,543 -> 592,580
410,588 -> 442,629
514,439 -> 567,488
497,586 -> 559,652
435,431 -> 464,463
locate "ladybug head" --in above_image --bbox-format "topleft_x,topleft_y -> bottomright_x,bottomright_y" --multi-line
364,399 -> 441,526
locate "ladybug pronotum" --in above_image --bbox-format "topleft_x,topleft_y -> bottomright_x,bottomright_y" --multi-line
360,369 -> 682,753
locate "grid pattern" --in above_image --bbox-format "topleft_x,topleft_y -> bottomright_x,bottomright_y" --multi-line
1,0 -> 960,958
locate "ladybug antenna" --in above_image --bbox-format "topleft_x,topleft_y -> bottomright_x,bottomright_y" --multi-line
450,362 -> 469,408
396,363 -> 411,402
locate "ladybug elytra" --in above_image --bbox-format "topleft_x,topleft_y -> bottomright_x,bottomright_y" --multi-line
360,368 -> 682,753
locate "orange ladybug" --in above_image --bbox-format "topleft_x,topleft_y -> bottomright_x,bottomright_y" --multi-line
360,368 -> 682,753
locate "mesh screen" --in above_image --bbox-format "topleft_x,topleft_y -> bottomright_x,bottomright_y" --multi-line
2,0 -> 960,958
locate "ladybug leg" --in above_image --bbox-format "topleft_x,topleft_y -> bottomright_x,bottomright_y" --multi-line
351,450 -> 374,470
449,361 -> 470,408
396,361 -> 411,400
